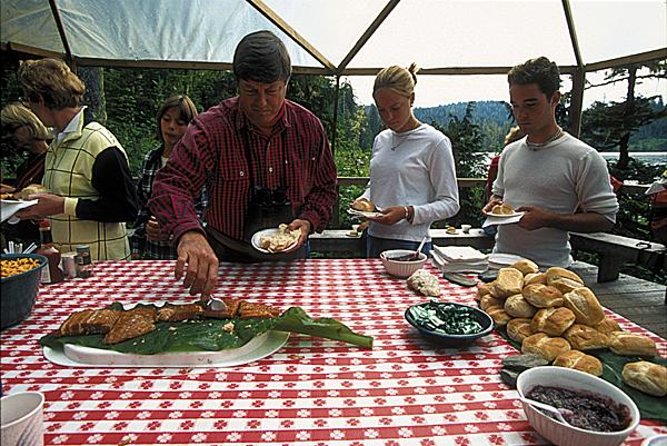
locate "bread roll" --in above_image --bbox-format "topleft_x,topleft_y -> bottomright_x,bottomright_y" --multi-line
546,267 -> 584,285
609,332 -> 657,357
480,295 -> 504,311
510,259 -> 539,276
531,307 -> 576,337
477,283 -> 493,299
553,350 -> 603,376
524,272 -> 547,286
14,183 -> 48,200
491,268 -> 524,298
504,294 -> 537,318
563,287 -> 605,325
546,267 -> 585,294
622,361 -> 667,397
521,332 -> 571,362
485,305 -> 512,327
563,324 -> 609,350
522,284 -> 564,308
507,318 -> 533,343
592,316 -> 622,335
351,198 -> 375,212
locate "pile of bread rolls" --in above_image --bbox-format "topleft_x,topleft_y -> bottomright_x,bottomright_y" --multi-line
477,259 -> 667,397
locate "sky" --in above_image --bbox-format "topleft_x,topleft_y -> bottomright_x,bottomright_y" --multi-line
343,69 -> 667,109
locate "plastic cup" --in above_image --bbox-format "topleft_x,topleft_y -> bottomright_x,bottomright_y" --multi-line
461,224 -> 472,234
1,391 -> 44,446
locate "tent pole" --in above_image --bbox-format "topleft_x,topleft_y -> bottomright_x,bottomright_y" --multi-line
569,68 -> 585,137
332,75 -> 341,156
48,0 -> 73,65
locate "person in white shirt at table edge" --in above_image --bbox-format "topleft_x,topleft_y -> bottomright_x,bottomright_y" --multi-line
352,63 -> 460,258
483,56 -> 619,268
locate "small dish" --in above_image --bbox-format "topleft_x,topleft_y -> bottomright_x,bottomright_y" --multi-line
251,228 -> 299,254
404,301 -> 493,347
380,249 -> 427,278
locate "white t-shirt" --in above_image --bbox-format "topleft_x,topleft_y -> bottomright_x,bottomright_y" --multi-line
492,133 -> 618,268
362,123 -> 460,242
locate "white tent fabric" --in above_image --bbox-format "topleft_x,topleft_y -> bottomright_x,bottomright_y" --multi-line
2,0 -> 665,74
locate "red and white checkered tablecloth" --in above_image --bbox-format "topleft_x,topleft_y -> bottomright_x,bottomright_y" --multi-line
2,259 -> 665,446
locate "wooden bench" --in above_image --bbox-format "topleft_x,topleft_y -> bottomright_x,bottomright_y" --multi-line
570,232 -> 666,283
309,228 -> 494,257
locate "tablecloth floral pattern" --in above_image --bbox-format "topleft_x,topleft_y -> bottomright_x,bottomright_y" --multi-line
2,259 -> 665,445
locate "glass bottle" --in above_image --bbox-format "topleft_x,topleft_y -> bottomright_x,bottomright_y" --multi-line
36,219 -> 64,284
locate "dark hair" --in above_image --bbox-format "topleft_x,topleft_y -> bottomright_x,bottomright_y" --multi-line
508,57 -> 561,98
155,95 -> 198,142
233,30 -> 291,83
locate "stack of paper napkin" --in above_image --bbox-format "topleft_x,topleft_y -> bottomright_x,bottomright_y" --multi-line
431,245 -> 488,273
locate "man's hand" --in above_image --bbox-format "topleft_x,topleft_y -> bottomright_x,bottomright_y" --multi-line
515,205 -> 553,230
288,218 -> 311,247
14,193 -> 65,219
146,216 -> 170,241
1,183 -> 15,194
175,231 -> 219,297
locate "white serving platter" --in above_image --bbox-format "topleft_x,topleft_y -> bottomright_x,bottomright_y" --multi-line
43,330 -> 289,368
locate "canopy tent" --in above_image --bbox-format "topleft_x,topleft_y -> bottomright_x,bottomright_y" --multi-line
2,0 -> 666,133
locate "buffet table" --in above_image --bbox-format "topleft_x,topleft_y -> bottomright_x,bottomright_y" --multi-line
1,259 -> 665,445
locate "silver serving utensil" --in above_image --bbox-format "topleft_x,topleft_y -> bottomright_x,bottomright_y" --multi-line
206,295 -> 227,312
413,236 -> 427,260
519,396 -> 572,425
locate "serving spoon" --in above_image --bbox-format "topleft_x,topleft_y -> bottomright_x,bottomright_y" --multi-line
518,396 -> 573,425
204,295 -> 227,312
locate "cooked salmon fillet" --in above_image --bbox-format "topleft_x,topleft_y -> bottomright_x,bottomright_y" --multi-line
58,308 -> 121,336
157,303 -> 203,322
103,308 -> 157,344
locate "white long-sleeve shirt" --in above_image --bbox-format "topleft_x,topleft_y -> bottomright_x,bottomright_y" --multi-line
362,124 -> 460,242
492,133 -> 619,267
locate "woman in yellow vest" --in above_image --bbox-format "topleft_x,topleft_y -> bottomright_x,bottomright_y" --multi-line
15,59 -> 137,260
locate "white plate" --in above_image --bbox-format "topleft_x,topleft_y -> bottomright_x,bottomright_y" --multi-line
1,199 -> 38,224
43,330 -> 289,368
347,208 -> 382,219
251,228 -> 299,254
483,210 -> 524,218
488,253 -> 525,266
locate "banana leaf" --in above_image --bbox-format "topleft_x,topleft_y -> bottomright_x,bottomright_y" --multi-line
499,328 -> 667,422
40,305 -> 372,355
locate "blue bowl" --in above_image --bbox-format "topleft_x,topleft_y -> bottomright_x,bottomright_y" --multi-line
1,254 -> 47,330
405,301 -> 494,347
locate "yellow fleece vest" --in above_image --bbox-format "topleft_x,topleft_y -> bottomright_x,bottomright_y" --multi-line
42,120 -> 131,260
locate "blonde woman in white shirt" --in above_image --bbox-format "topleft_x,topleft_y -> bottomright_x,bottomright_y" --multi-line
352,64 -> 460,258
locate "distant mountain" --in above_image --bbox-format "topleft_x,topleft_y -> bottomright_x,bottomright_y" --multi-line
414,100 -> 514,127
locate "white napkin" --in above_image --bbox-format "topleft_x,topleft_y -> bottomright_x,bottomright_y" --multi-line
431,248 -> 488,274
482,213 -> 524,228
433,245 -> 488,262
1,199 -> 38,224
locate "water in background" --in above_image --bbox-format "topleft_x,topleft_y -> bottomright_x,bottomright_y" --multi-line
599,152 -> 666,166
482,152 -> 666,167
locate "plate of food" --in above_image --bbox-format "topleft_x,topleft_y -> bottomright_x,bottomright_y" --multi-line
484,203 -> 523,218
347,198 -> 383,219
251,224 -> 300,254
40,299 -> 373,368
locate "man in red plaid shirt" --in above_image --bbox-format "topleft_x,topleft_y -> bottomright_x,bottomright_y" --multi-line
149,30 -> 337,297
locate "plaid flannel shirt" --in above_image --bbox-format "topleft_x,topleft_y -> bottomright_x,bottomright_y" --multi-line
131,146 -> 208,259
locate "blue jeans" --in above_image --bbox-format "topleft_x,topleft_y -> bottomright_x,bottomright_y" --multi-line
366,235 -> 432,258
